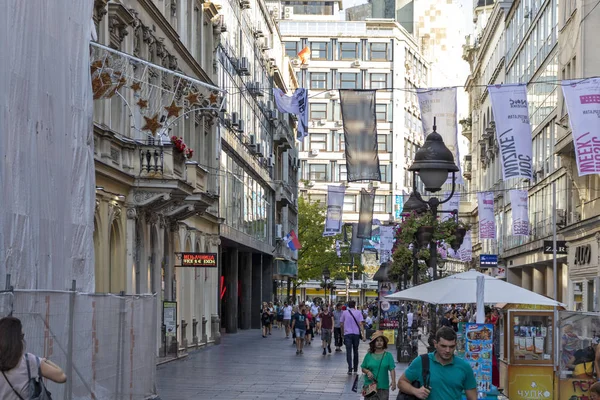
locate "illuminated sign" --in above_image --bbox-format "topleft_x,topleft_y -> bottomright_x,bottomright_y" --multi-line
180,253 -> 217,267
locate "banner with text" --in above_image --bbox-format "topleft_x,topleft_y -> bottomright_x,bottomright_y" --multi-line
357,189 -> 375,238
273,88 -> 308,140
478,192 -> 496,240
509,190 -> 530,236
488,84 -> 534,180
339,89 -> 381,182
379,226 -> 395,263
323,185 -> 346,237
441,191 -> 461,221
417,87 -> 462,184
561,78 -> 600,176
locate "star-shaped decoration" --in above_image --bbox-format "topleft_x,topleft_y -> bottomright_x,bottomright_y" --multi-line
137,98 -> 148,109
208,92 -> 219,105
90,60 -> 104,74
185,91 -> 201,106
164,100 -> 183,118
130,81 -> 142,92
142,114 -> 163,136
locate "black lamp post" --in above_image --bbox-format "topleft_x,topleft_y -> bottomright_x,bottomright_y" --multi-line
323,267 -> 330,306
408,120 -> 459,350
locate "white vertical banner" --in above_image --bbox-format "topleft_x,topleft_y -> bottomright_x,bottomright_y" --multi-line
459,231 -> 473,262
561,78 -> 600,176
440,191 -> 461,221
379,226 -> 395,263
478,192 -> 496,240
417,87 -> 463,184
509,189 -> 530,236
488,84 -> 534,180
323,185 -> 346,236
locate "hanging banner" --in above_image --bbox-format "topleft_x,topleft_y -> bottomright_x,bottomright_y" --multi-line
478,192 -> 496,240
561,78 -> 600,176
417,87 -> 462,184
350,224 -> 364,254
379,226 -> 395,263
357,189 -> 375,238
509,190 -> 530,236
488,84 -> 534,180
273,88 -> 308,140
440,191 -> 461,221
449,230 -> 473,262
339,90 -> 381,182
323,185 -> 346,237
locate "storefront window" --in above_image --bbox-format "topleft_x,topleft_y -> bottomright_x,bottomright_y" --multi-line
558,311 -> 600,380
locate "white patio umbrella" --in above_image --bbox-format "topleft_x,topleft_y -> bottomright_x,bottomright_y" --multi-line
385,269 -> 564,309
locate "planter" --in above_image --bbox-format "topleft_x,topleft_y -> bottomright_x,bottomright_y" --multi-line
450,227 -> 467,251
416,226 -> 434,247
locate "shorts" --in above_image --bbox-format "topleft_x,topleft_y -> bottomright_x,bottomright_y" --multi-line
321,328 -> 332,342
283,319 -> 291,327
277,314 -> 283,322
295,328 -> 306,338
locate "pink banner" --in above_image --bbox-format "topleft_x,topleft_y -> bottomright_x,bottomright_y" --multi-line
478,192 -> 496,240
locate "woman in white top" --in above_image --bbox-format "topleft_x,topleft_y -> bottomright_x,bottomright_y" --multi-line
0,317 -> 67,399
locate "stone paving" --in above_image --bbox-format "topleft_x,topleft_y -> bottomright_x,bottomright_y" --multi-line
156,327 -> 417,400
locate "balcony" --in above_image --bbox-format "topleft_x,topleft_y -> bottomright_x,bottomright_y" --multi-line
273,118 -> 295,150
275,180 -> 295,206
138,142 -> 186,181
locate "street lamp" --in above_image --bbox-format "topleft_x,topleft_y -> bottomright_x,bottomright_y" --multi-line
323,267 -> 330,306
408,120 -> 459,351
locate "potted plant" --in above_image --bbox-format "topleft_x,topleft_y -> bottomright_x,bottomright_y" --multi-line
171,136 -> 194,159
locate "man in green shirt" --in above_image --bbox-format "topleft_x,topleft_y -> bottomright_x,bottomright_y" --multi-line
398,327 -> 477,400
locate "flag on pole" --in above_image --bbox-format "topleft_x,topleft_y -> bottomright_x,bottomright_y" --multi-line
297,46 -> 311,64
273,88 -> 308,140
284,230 -> 302,251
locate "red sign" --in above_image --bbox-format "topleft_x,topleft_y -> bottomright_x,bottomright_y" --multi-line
180,253 -> 217,267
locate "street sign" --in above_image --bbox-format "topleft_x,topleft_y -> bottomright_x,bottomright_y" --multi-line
178,252 -> 217,267
480,254 -> 498,268
543,240 -> 567,255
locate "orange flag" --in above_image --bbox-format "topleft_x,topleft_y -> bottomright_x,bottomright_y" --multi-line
297,47 -> 311,64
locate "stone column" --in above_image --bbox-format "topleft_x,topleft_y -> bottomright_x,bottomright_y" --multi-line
251,254 -> 262,329
532,267 -> 545,295
521,267 -> 532,291
240,252 -> 252,330
545,265 -> 555,299
224,248 -> 239,333
262,255 -> 273,304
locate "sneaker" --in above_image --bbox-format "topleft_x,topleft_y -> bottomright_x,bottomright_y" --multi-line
263,335 -> 266,338
300,350 -> 303,354
347,369 -> 352,375
335,348 -> 342,352
322,348 -> 326,356
328,345 -> 332,353
296,350 -> 300,355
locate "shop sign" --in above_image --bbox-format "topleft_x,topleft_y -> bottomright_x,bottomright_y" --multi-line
508,365 -> 554,400
559,378 -> 597,399
574,244 -> 592,265
542,240 -> 567,255
179,252 -> 217,267
480,254 -> 498,268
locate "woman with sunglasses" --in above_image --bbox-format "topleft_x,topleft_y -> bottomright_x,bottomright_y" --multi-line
0,317 -> 67,399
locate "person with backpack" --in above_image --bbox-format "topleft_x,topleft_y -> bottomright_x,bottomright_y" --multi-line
360,331 -> 396,399
0,317 -> 67,399
398,326 -> 477,400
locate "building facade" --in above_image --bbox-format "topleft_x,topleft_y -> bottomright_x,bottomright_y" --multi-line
92,0 -> 298,354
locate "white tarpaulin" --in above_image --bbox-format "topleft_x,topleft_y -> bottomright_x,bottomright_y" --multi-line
385,270 -> 564,307
0,1 -> 95,291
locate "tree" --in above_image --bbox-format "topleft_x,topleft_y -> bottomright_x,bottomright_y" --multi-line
296,196 -> 360,283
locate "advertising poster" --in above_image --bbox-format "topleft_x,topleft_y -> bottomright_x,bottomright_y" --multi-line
508,365 -> 554,400
379,299 -> 400,329
163,301 -> 177,338
465,323 -> 494,393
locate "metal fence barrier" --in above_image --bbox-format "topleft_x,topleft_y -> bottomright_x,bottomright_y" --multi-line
0,287 -> 158,400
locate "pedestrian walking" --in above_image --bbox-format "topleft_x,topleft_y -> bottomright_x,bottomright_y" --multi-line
398,326 -> 477,400
333,303 -> 344,352
305,311 -> 314,345
360,331 -> 396,400
340,300 -> 364,375
319,305 -> 334,355
291,306 -> 307,355
267,302 -> 275,334
282,302 -> 293,338
261,305 -> 271,338
0,316 -> 67,400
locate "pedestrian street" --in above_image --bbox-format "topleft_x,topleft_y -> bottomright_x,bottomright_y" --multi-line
156,328 -> 413,400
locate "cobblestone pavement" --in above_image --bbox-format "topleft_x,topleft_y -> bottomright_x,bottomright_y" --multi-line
157,327 -> 414,400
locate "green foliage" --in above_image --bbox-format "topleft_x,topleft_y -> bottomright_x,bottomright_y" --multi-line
296,196 -> 360,283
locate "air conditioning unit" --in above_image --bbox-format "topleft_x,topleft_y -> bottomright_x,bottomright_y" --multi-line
370,181 -> 380,189
275,224 -> 283,239
267,154 -> 274,167
239,57 -> 250,75
231,112 -> 240,126
310,149 -> 320,156
319,119 -> 327,125
254,24 -> 264,38
249,134 -> 256,145
269,6 -> 280,18
269,109 -> 279,121
557,209 -> 566,225
255,143 -> 264,157
240,0 -> 251,9
262,37 -> 272,50
237,120 -> 245,133
291,59 -> 300,66
335,120 -> 343,127
283,6 -> 293,19
352,60 -> 361,67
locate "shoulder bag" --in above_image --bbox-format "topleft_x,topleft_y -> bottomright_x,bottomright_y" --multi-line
361,352 -> 385,399
348,309 -> 364,340
396,354 -> 430,400
26,354 -> 53,400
